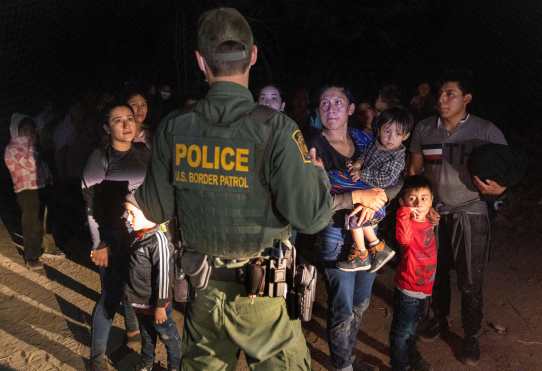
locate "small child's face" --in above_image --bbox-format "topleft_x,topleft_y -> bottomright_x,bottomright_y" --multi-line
124,202 -> 155,231
378,121 -> 409,150
401,187 -> 433,221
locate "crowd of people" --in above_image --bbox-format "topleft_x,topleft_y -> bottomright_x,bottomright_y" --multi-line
1,6 -> 518,371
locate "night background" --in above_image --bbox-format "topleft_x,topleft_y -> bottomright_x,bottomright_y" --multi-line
1,1 -> 542,369
2,0 -> 542,138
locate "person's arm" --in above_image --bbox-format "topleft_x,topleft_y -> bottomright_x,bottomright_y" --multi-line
150,232 -> 171,308
266,122 -> 333,235
408,152 -> 424,176
396,206 -> 414,247
81,149 -> 107,250
133,118 -> 176,224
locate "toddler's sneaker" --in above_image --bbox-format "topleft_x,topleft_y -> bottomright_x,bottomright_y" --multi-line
368,241 -> 395,273
337,246 -> 371,272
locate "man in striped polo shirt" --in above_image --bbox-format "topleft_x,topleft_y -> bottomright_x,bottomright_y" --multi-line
408,70 -> 507,366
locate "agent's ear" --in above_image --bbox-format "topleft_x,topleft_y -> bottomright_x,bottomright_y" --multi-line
103,124 -> 110,134
194,50 -> 207,74
280,102 -> 286,112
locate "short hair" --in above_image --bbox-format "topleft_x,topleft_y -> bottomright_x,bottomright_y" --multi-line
378,84 -> 402,108
372,107 -> 414,136
401,175 -> 433,197
439,69 -> 474,95
318,84 -> 355,104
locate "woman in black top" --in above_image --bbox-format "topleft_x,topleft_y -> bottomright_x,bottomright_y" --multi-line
83,102 -> 150,369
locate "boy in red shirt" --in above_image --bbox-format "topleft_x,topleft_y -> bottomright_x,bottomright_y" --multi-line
390,175 -> 437,371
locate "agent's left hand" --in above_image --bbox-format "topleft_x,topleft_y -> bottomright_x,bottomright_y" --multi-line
473,176 -> 507,196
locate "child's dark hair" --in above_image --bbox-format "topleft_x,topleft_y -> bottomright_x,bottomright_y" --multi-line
372,107 -> 414,136
401,175 -> 433,197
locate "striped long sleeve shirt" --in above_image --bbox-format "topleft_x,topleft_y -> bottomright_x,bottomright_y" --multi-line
125,229 -> 173,308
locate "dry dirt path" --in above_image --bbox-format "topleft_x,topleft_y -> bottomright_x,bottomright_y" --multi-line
0,184 -> 541,371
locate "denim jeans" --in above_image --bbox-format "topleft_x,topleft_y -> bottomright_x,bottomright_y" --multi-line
90,263 -> 140,359
431,213 -> 490,337
317,225 -> 377,370
137,305 -> 181,369
389,289 -> 427,371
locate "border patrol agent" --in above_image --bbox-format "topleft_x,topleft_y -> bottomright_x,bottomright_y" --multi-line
126,7 -> 338,370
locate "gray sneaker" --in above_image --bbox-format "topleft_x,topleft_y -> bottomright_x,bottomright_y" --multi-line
368,241 -> 395,273
337,247 -> 371,272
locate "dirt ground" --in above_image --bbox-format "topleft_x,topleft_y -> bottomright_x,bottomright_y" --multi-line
1,134 -> 541,370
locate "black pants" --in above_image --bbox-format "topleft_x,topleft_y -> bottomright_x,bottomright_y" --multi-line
431,213 -> 490,337
16,189 -> 44,261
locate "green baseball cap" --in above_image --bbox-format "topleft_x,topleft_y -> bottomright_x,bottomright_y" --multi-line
197,7 -> 253,63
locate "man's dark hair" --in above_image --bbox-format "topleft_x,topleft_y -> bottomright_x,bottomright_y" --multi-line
401,175 -> 433,197
378,84 -> 402,108
372,107 -> 414,136
439,69 -> 474,95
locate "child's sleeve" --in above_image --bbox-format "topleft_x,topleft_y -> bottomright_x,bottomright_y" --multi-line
396,206 -> 413,247
150,231 -> 171,307
360,149 -> 405,188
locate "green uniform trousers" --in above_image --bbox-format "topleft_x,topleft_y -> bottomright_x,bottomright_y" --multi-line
181,279 -> 311,370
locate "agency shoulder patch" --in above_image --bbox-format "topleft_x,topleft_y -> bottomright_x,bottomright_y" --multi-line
291,129 -> 311,164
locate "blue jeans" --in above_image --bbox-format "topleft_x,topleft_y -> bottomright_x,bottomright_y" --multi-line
90,264 -> 140,359
137,305 -> 181,369
317,225 -> 376,370
389,289 -> 427,371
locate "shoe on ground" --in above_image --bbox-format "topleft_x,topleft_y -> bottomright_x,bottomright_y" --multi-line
461,336 -> 480,366
418,317 -> 448,342
368,241 -> 395,273
26,259 -> 44,271
89,354 -> 114,371
42,244 -> 65,258
337,247 -> 371,272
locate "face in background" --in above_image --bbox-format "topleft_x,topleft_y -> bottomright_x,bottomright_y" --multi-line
377,121 -> 409,150
417,82 -> 431,97
319,87 -> 355,131
356,102 -> 376,130
160,85 -> 172,100
107,106 -> 136,145
401,186 -> 433,220
127,94 -> 148,126
258,85 -> 285,111
437,81 -> 471,121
